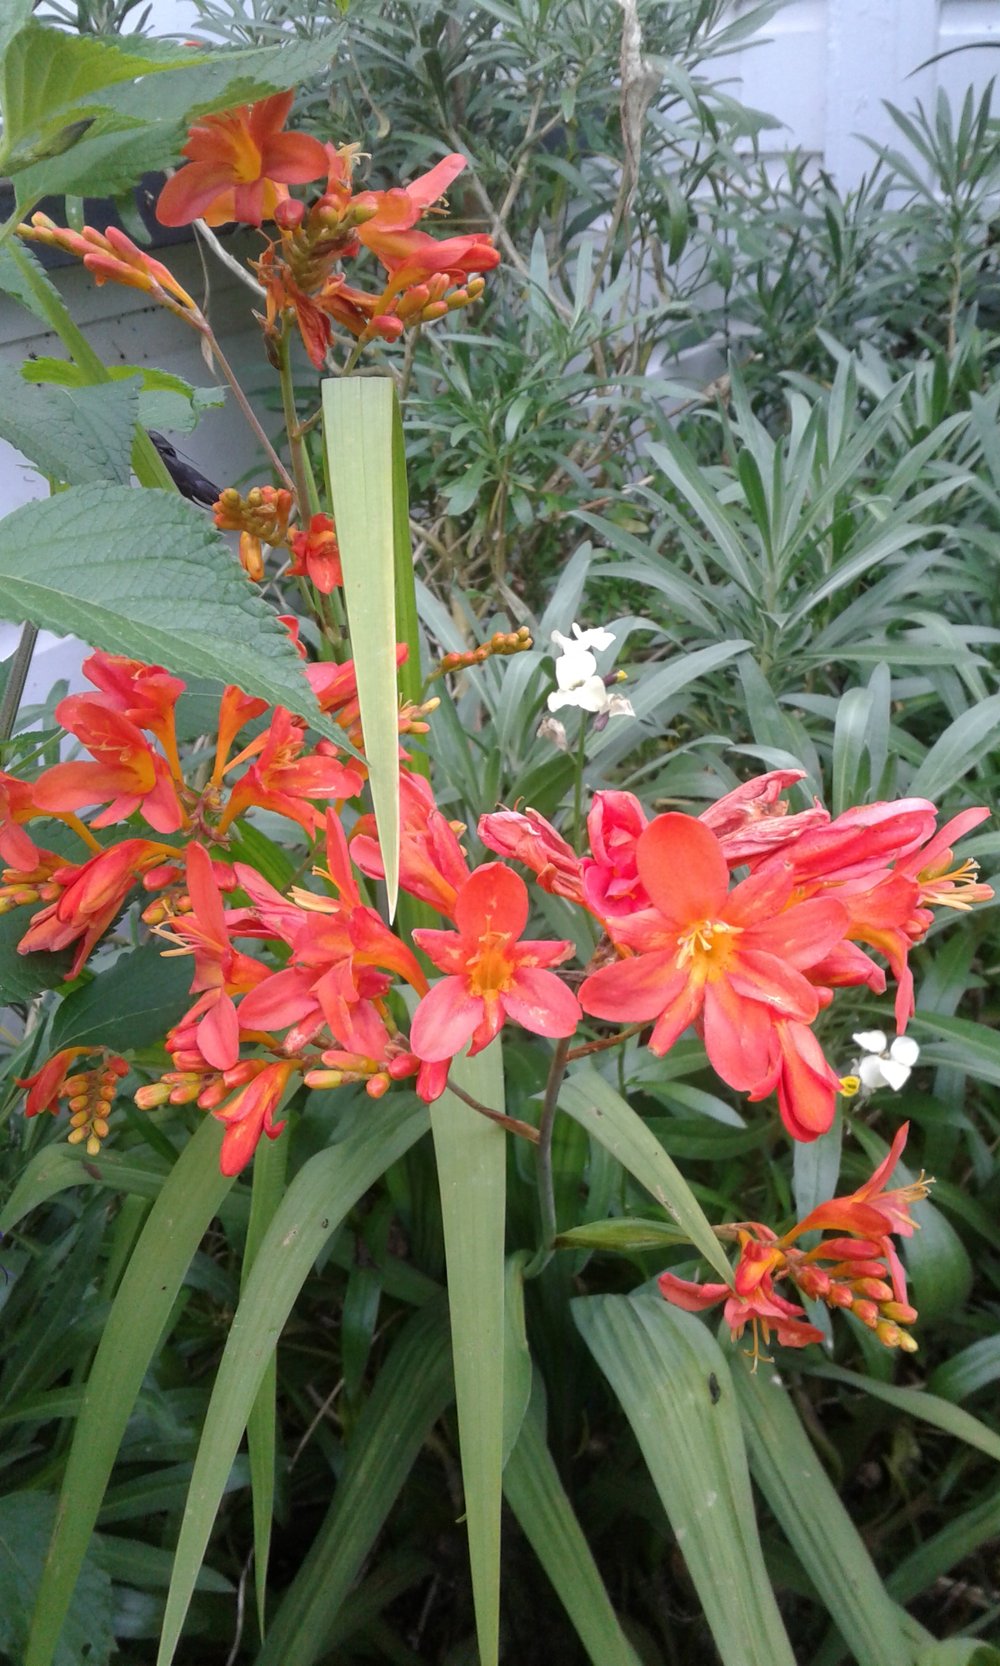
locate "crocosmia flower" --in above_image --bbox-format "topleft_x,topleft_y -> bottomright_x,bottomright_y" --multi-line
579,814 -> 848,1137
409,863 -> 581,1080
156,91 -> 328,228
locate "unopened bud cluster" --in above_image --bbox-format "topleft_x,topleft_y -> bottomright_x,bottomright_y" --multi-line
63,1056 -> 129,1155
433,626 -> 533,680
213,486 -> 295,582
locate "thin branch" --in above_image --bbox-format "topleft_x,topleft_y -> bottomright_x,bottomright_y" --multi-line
446,1079 -> 540,1143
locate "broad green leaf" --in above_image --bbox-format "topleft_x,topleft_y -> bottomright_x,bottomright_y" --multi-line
429,1045 -> 507,1666
808,1364 -> 1000,1463
559,1068 -> 732,1282
0,369 -> 139,485
255,1298 -> 453,1666
0,1494 -> 114,1666
156,1095 -> 429,1666
0,483 -> 339,737
0,241 -> 64,327
907,693 -> 1000,800
25,1114 -> 234,1666
22,358 -> 225,437
49,942 -> 192,1053
0,907 -> 74,1004
503,1371 -> 643,1666
242,1129 -> 288,1637
729,1348 -> 911,1666
323,377 -> 408,911
0,0 -> 32,65
574,1293 -> 797,1666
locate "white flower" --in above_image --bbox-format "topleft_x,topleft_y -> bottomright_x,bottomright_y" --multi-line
852,1030 -> 920,1093
547,623 -> 633,718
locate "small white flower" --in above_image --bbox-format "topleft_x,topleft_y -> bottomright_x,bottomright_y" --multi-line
547,622 -> 633,718
852,1031 -> 920,1093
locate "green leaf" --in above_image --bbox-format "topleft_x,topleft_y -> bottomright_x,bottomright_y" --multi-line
49,941 -> 192,1054
0,907 -> 75,1004
323,377 -> 408,911
558,1068 -> 732,1282
888,1484 -> 1000,1607
915,1645 -> 1000,1666
155,1095 -> 429,1666
242,1128 -> 288,1638
0,1493 -> 114,1666
0,369 -> 139,484
0,1145 -> 172,1231
907,693 -> 1000,800
807,1364 -> 1000,1463
574,1293 -> 797,1666
503,1371 -> 643,1666
502,1253 -> 532,1467
22,358 -> 225,437
0,0 -> 32,65
0,482 -> 338,737
911,1010 -> 1000,1086
429,1045 -> 507,1666
25,1114 -> 234,1666
928,1337 -> 1000,1404
729,1348 -> 911,1666
0,241 -> 64,327
255,1298 -> 453,1666
555,1217 -> 693,1254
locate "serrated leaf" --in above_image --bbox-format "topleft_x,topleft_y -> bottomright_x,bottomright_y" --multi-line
155,1095 -> 429,1666
0,1493 -> 114,1666
429,1045 -> 507,1666
25,1115 -> 234,1666
0,907 -> 75,1004
22,359 -> 225,438
0,241 -> 64,326
48,942 -> 192,1053
574,1293 -> 797,1666
0,482 -> 337,737
0,368 -> 139,485
729,1349 -> 911,1666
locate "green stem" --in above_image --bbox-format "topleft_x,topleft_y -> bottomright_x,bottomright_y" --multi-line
276,326 -> 319,517
524,1033 -> 572,1279
0,621 -> 38,743
572,712 -> 589,850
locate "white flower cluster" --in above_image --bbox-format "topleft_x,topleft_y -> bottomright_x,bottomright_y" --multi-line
852,1030 -> 920,1093
547,623 -> 634,719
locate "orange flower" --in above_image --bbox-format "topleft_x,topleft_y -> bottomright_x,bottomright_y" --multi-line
19,215 -> 197,311
288,514 -> 343,593
156,91 -> 328,228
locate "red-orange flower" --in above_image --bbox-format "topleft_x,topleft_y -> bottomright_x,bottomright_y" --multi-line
17,839 -> 166,975
288,513 -> 342,593
156,91 -> 328,228
19,215 -> 197,310
409,863 -> 580,1079
31,695 -> 185,834
579,815 -> 848,1135
211,1058 -> 299,1175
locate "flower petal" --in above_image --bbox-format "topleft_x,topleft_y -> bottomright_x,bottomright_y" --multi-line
636,814 -> 728,926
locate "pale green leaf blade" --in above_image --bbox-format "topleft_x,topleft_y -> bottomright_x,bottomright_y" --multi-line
155,1095 -> 429,1666
429,1045 -> 507,1666
808,1364 -> 1000,1463
907,693 -> 1000,800
573,1292 -> 797,1666
25,1114 -> 234,1666
255,1298 -> 453,1666
0,0 -> 32,64
323,377 -> 402,911
0,1494 -> 114,1666
0,482 -> 337,735
0,1145 -> 172,1227
729,1347 -> 911,1666
559,1068 -> 732,1282
503,1372 -> 644,1666
915,1644 -> 1000,1666
242,1130 -> 289,1639
502,1253 -> 532,1468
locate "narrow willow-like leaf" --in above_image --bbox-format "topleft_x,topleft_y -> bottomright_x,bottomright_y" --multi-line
243,1130 -> 289,1639
156,1096 -> 429,1666
888,1486 -> 1000,1607
573,1293 -> 797,1666
503,1371 -> 644,1666
559,1069 -> 732,1282
502,1253 -> 532,1467
25,1115 -> 234,1666
429,1045 -> 507,1666
323,377 -> 403,912
729,1348 -> 911,1666
255,1298 -> 453,1666
807,1364 -> 1000,1463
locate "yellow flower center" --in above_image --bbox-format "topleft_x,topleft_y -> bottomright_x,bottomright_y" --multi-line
676,918 -> 740,976
467,932 -> 514,997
